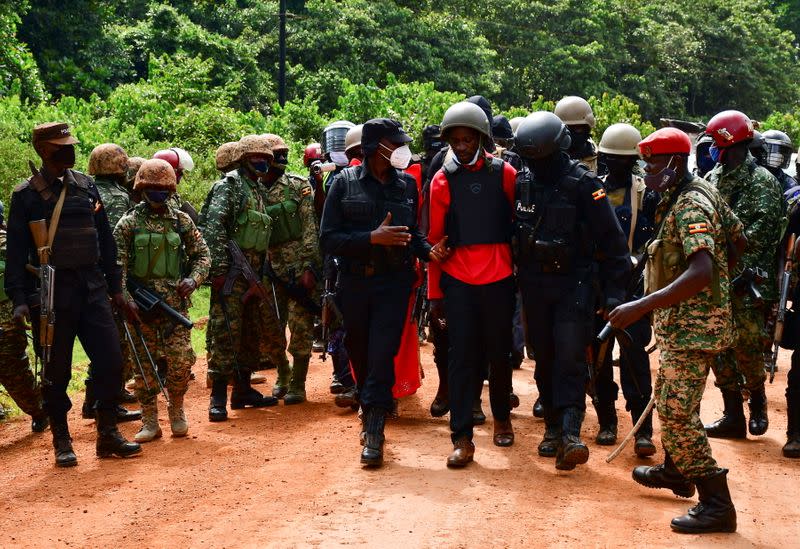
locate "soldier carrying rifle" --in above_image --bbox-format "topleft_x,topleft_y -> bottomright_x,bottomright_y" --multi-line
4,122 -> 141,467
114,158 -> 210,442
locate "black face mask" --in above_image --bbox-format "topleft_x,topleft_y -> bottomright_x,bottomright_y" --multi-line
272,152 -> 289,168
51,145 -> 76,168
598,154 -> 635,188
527,151 -> 567,185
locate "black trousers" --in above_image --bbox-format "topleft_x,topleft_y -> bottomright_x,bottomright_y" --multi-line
521,273 -> 594,412
32,269 -> 122,417
593,313 -> 653,411
339,271 -> 413,412
441,273 -> 514,442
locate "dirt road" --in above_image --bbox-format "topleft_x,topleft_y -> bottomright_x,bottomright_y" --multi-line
1,347 -> 798,548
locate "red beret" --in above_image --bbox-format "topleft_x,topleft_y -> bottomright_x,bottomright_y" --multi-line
638,128 -> 692,158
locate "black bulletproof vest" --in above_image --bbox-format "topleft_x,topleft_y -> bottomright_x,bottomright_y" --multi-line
443,156 -> 510,247
49,178 -> 100,269
514,160 -> 592,269
338,166 -> 415,269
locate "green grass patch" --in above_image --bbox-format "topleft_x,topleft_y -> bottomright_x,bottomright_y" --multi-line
1,287 -> 211,420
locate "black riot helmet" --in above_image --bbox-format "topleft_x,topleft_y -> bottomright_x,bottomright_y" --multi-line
422,124 -> 444,155
515,112 -> 572,160
763,129 -> 794,170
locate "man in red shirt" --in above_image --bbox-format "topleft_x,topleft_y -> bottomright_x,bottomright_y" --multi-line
428,101 -> 517,468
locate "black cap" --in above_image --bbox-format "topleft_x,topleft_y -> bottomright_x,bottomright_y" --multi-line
492,115 -> 513,139
361,118 -> 412,156
32,122 -> 79,147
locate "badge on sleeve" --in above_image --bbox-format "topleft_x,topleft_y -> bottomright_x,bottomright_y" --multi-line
592,188 -> 607,201
688,222 -> 708,234
301,187 -> 312,197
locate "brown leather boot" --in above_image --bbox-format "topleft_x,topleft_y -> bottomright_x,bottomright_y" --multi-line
493,418 -> 514,447
447,437 -> 475,468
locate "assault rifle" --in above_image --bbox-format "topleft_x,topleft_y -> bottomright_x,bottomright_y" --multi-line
224,240 -> 271,305
127,278 -> 193,330
27,219 -> 55,384
319,259 -> 341,361
731,266 -> 767,305
262,259 -> 321,316
772,234 -> 797,383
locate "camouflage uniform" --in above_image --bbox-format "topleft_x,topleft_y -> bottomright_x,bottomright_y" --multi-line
94,175 -> 135,383
260,173 -> 321,396
707,155 -> 784,391
199,169 -> 273,381
115,202 -> 210,405
649,176 -> 743,478
0,228 -> 45,419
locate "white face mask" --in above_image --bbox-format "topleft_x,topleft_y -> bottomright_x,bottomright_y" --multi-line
380,143 -> 412,170
330,151 -> 350,166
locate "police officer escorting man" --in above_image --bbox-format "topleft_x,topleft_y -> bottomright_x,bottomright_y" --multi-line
320,118 -> 447,468
610,127 -> 745,534
513,112 -> 629,471
428,101 -> 517,468
5,122 -> 142,467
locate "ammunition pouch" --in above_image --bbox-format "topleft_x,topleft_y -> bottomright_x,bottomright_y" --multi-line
265,187 -> 303,246
646,238 -> 720,302
233,208 -> 272,252
132,231 -> 182,281
532,240 -> 573,274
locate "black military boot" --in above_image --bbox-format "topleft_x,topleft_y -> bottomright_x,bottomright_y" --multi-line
631,398 -> 656,457
555,407 -> 589,470
209,377 -> 229,422
360,407 -> 386,468
429,387 -> 449,418
31,413 -> 50,433
51,416 -> 78,467
95,408 -> 142,458
115,404 -> 141,423
704,389 -> 746,439
594,401 -> 618,445
538,407 -> 561,457
81,379 -> 96,419
747,386 -> 769,436
230,369 -> 278,409
532,396 -> 544,418
670,468 -> 737,534
472,398 -> 486,426
783,395 -> 800,458
632,451 -> 696,498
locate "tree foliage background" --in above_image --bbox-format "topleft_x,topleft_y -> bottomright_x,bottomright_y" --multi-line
0,0 -> 798,204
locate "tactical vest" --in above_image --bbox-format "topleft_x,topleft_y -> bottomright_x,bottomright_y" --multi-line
232,182 -> 272,253
443,156 -> 510,247
131,213 -> 183,281
49,181 -> 100,269
265,184 -> 304,246
513,160 -> 592,274
338,166 -> 415,271
644,181 -> 722,302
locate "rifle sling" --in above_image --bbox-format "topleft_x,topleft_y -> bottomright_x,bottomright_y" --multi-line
44,184 -> 68,263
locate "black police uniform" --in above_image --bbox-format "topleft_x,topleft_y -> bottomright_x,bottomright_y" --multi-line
783,203 -> 800,454
319,160 -> 430,413
592,175 -> 659,439
5,168 -> 125,420
514,154 -> 629,427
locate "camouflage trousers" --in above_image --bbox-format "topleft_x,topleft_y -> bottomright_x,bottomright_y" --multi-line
0,321 -> 44,417
260,281 -> 316,367
207,278 -> 268,381
657,348 -> 719,479
128,315 -> 195,406
711,297 -> 769,392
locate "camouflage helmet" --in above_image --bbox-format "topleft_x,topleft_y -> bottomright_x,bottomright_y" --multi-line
554,96 -> 596,128
345,124 -> 363,152
509,117 -> 526,135
215,142 -> 241,172
238,134 -> 274,159
263,133 -> 288,153
515,111 -> 572,160
440,101 -> 492,141
126,156 -> 146,185
87,143 -> 128,176
598,123 -> 642,156
134,158 -> 177,192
